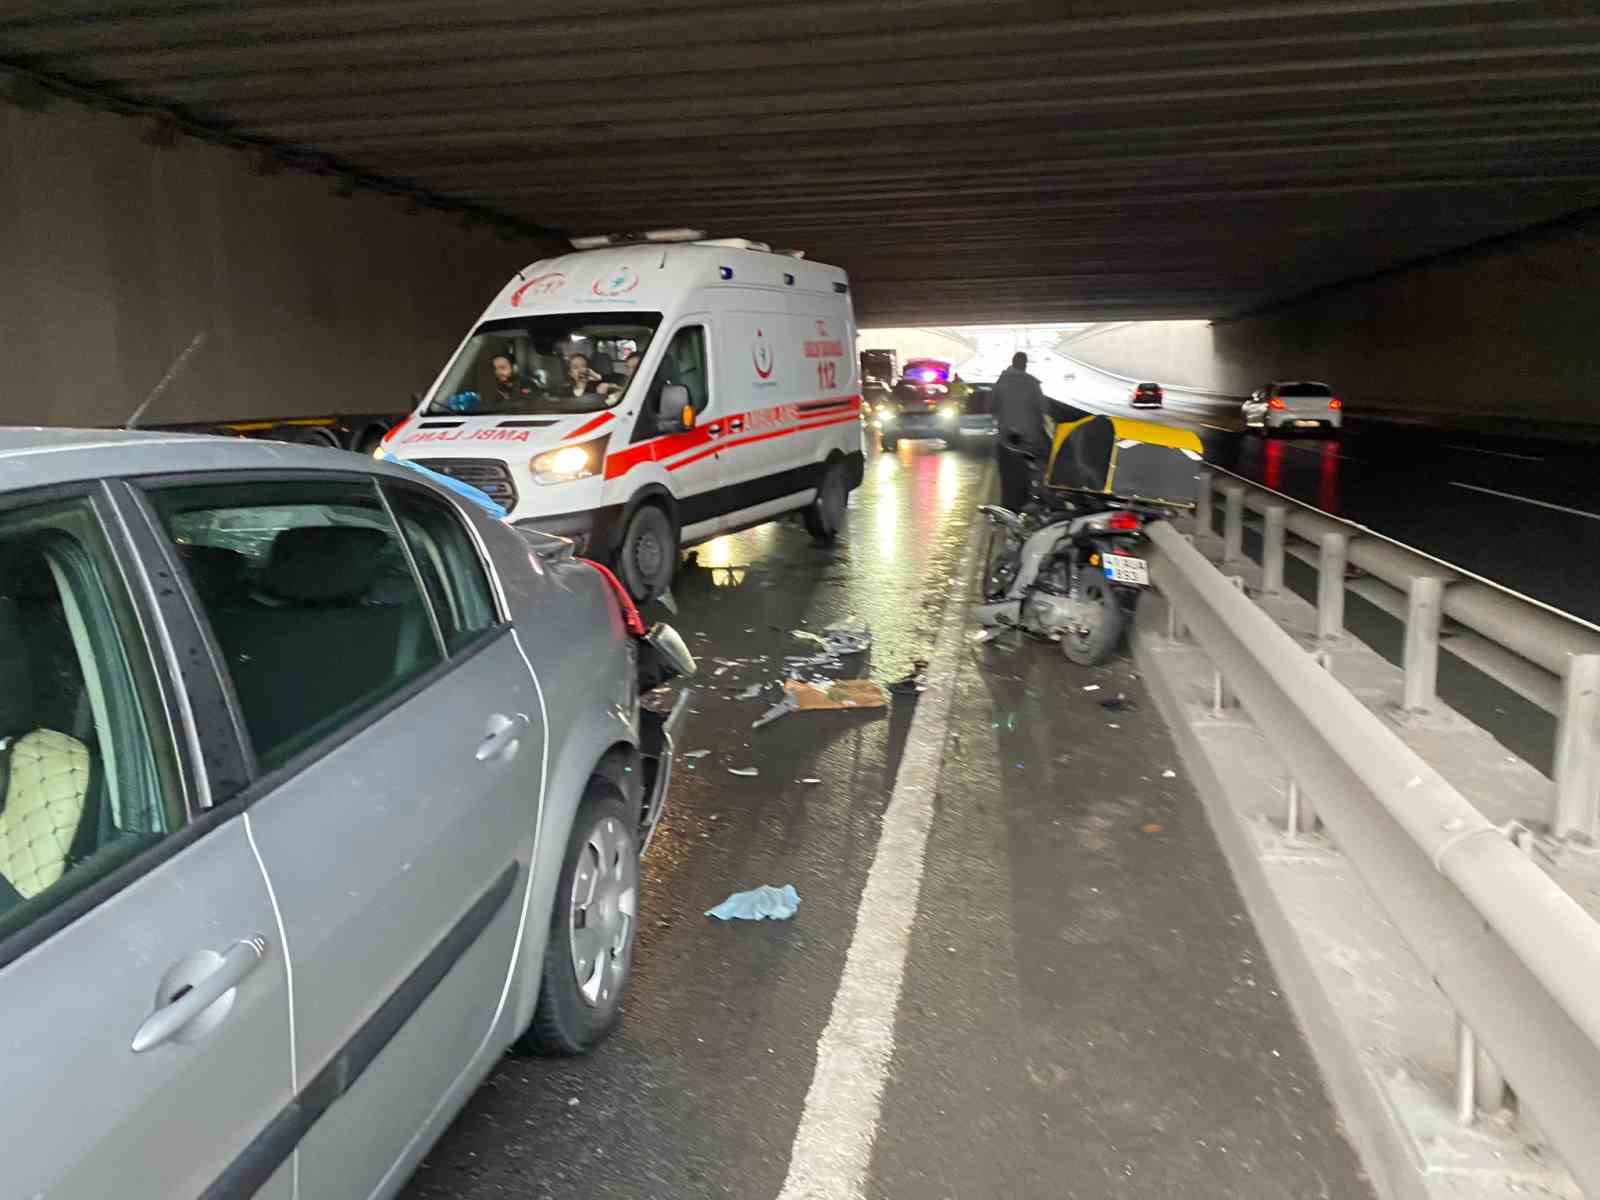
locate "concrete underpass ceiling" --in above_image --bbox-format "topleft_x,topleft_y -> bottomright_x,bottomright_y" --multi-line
4,1 -> 1600,325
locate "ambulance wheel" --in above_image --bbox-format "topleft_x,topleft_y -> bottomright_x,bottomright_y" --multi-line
616,504 -> 676,603
804,462 -> 848,541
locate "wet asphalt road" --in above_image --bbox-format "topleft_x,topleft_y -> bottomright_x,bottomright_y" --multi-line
402,440 -> 1369,1200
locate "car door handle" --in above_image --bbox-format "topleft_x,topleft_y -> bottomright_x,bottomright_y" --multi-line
131,936 -> 267,1053
475,713 -> 523,762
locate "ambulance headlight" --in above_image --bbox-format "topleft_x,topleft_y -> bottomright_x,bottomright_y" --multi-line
939,404 -> 958,421
531,436 -> 608,484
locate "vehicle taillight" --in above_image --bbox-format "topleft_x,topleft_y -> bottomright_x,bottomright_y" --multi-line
584,559 -> 648,636
1268,396 -> 1286,410
1107,511 -> 1141,531
1328,397 -> 1343,410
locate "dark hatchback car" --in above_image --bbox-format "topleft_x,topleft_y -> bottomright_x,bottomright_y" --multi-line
879,359 -> 961,449
1130,382 -> 1164,408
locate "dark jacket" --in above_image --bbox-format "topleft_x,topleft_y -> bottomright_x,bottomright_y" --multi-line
991,366 -> 1049,453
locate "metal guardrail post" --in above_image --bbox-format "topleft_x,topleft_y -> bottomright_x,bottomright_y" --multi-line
1221,484 -> 1244,564
1195,469 -> 1213,538
1553,654 -> 1600,841
1403,577 -> 1445,713
1317,532 -> 1347,641
1261,505 -> 1286,596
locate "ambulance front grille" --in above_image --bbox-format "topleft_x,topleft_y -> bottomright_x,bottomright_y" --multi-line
413,459 -> 518,508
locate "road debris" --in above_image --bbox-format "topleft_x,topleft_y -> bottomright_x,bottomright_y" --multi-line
736,683 -> 766,700
785,678 -> 890,711
822,617 -> 871,655
752,693 -> 799,729
797,777 -> 822,785
728,766 -> 760,777
970,627 -> 1002,643
889,659 -> 931,695
683,749 -> 712,759
1081,684 -> 1101,692
657,590 -> 678,615
1142,822 -> 1164,834
1161,769 -> 1177,778
705,883 -> 801,921
1099,693 -> 1136,712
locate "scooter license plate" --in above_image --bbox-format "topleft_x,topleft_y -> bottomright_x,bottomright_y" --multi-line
1103,555 -> 1150,586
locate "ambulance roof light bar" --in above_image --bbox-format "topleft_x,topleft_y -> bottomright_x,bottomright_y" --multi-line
568,228 -> 706,250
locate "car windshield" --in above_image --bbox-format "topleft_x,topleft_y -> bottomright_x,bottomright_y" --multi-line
1278,382 -> 1333,397
427,312 -> 663,417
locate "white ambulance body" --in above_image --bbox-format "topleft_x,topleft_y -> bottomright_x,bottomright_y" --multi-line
384,239 -> 865,599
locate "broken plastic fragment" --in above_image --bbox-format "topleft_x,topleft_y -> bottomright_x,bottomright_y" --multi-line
728,766 -> 759,777
822,617 -> 871,656
736,683 -> 765,700
752,694 -> 798,729
970,627 -> 1001,643
1161,769 -> 1177,778
1082,684 -> 1101,692
657,590 -> 678,615
797,777 -> 822,785
705,883 -> 800,921
683,749 -> 711,759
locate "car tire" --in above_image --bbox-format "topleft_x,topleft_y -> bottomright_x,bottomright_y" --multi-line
1060,574 -> 1125,667
615,503 -> 676,602
803,460 -> 847,541
880,434 -> 898,451
517,782 -> 640,1056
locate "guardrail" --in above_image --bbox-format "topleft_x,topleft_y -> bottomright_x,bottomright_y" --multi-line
1196,466 -> 1600,840
1146,517 -> 1600,1193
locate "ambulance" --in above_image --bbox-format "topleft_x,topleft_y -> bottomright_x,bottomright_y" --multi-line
382,233 -> 866,600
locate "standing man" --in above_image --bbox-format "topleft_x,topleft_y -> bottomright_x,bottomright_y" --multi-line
991,351 -> 1050,511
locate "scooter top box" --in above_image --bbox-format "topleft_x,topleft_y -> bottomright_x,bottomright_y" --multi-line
1044,411 -> 1204,510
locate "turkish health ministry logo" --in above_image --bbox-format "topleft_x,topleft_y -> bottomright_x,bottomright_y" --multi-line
752,329 -> 775,380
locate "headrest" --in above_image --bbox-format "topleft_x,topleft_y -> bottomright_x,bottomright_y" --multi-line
0,597 -> 34,738
178,543 -> 251,606
592,352 -> 615,376
263,526 -> 389,604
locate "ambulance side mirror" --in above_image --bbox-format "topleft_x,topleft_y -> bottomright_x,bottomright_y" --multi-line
662,384 -> 692,429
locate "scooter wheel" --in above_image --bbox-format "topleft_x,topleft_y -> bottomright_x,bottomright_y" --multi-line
1060,575 -> 1125,666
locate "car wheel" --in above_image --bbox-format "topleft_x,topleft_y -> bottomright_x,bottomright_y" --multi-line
1060,574 -> 1126,667
615,503 -> 676,602
353,425 -> 388,456
803,460 -> 848,541
880,434 -> 898,451
517,783 -> 639,1056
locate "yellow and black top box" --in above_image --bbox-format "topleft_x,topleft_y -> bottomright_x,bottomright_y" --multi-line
1043,411 -> 1205,510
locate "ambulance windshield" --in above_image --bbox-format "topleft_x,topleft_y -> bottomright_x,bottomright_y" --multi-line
427,312 -> 663,417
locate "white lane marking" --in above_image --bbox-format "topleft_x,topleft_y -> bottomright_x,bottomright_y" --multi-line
1444,443 -> 1544,463
1450,481 -> 1600,522
776,515 -> 982,1200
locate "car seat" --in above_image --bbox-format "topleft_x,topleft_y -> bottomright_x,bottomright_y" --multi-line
208,526 -> 432,763
0,596 -> 92,908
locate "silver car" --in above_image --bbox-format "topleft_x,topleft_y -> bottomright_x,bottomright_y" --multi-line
0,428 -> 690,1199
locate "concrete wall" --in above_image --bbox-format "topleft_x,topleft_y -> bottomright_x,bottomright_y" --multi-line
1060,211 -> 1600,428
0,101 -> 547,428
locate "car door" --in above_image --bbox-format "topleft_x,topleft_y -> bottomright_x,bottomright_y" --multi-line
139,472 -> 545,1199
642,320 -> 724,540
0,484 -> 294,1200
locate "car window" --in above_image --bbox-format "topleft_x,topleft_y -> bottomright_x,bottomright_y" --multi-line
648,325 -> 710,417
148,479 -> 444,772
1277,383 -> 1333,397
0,496 -> 182,946
386,486 -> 501,653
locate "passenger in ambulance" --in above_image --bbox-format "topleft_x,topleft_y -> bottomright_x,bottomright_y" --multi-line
565,353 -> 610,401
492,353 -> 539,407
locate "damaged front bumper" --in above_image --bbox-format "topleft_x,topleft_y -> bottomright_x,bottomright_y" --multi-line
639,686 -> 690,853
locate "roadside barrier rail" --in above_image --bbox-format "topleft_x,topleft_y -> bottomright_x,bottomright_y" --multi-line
1197,467 -> 1600,839
1147,515 -> 1600,1193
